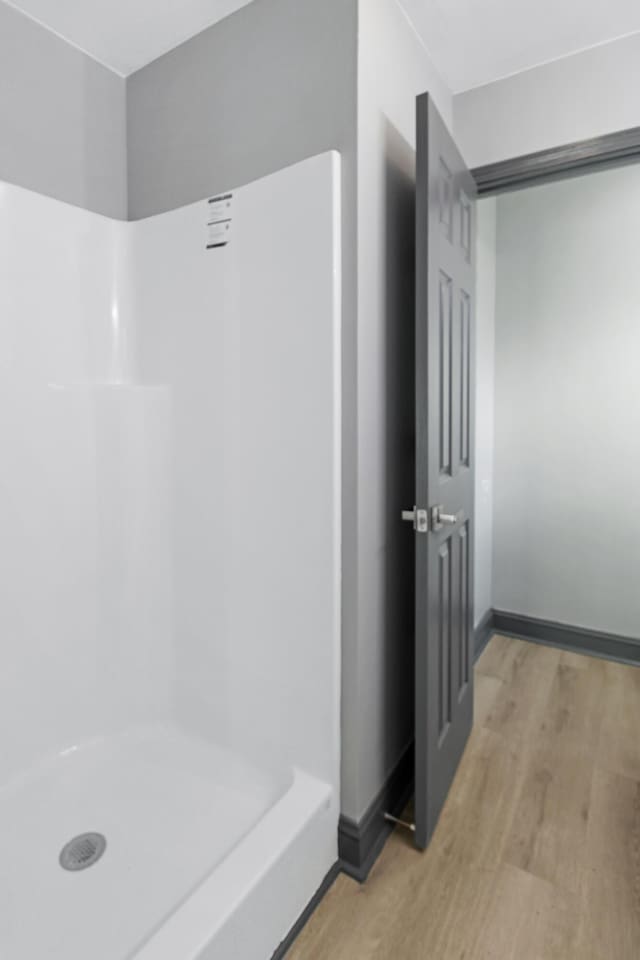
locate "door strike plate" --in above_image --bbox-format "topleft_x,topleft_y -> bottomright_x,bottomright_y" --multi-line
401,508 -> 428,533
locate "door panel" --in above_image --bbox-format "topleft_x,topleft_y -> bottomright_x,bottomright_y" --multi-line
415,93 -> 477,850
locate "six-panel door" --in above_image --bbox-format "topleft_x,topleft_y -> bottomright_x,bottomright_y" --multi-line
415,93 -> 476,850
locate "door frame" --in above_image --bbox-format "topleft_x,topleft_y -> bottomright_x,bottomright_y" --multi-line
472,125 -> 640,196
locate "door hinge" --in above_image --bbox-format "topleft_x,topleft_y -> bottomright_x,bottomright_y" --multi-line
401,507 -> 428,533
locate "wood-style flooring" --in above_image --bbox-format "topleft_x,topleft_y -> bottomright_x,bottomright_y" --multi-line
286,635 -> 640,959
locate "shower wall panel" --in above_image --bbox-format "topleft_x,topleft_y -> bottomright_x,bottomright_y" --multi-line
0,153 -> 341,804
0,182 -> 171,782
131,153 -> 342,792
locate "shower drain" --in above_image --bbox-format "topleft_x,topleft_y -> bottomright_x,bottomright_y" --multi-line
59,832 -> 107,872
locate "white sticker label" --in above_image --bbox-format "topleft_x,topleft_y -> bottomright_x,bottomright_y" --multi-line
207,193 -> 233,249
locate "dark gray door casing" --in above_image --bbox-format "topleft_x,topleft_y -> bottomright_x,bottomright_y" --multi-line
415,94 -> 477,850
472,125 -> 640,196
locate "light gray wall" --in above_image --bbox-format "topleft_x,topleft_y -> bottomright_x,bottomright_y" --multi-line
351,0 -> 452,821
454,33 -> 640,169
0,1 -> 127,219
127,0 -> 361,813
474,197 -> 496,627
493,164 -> 640,637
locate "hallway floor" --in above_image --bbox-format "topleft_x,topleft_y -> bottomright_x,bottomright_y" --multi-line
286,635 -> 640,959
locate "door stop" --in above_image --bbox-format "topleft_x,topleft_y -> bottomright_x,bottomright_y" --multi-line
384,813 -> 416,833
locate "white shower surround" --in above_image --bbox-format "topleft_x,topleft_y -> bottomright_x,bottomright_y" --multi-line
0,153 -> 342,959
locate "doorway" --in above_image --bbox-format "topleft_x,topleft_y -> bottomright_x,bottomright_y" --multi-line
413,106 -> 640,847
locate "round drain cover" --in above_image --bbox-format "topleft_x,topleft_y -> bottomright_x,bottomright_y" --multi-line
59,832 -> 107,872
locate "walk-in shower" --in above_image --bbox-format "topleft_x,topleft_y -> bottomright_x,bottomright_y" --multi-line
0,153 -> 341,960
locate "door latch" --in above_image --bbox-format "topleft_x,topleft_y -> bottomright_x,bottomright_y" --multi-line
401,507 -> 429,533
430,505 -> 464,531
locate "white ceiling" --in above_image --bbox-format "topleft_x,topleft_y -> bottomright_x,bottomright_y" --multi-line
4,0 -> 640,88
399,0 -> 640,92
2,0 -> 254,76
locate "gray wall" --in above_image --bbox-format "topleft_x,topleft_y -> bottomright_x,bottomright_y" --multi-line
0,2 -> 127,219
474,197 -> 496,627
126,0 -> 357,219
493,163 -> 640,637
127,0 -> 360,811
351,0 -> 452,822
454,33 -> 640,169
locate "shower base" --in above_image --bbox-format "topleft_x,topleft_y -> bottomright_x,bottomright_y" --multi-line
0,727 -> 290,959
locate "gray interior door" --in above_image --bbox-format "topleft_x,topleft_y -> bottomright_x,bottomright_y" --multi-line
414,93 -> 476,850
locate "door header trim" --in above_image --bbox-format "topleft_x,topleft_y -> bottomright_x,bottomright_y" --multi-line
472,126 -> 640,196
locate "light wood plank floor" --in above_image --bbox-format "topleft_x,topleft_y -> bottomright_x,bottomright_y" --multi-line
286,635 -> 640,959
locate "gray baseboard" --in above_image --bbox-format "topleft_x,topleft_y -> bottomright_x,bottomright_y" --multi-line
491,609 -> 640,667
473,609 -> 495,662
271,861 -> 341,959
338,739 -> 414,883
273,742 -> 414,954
